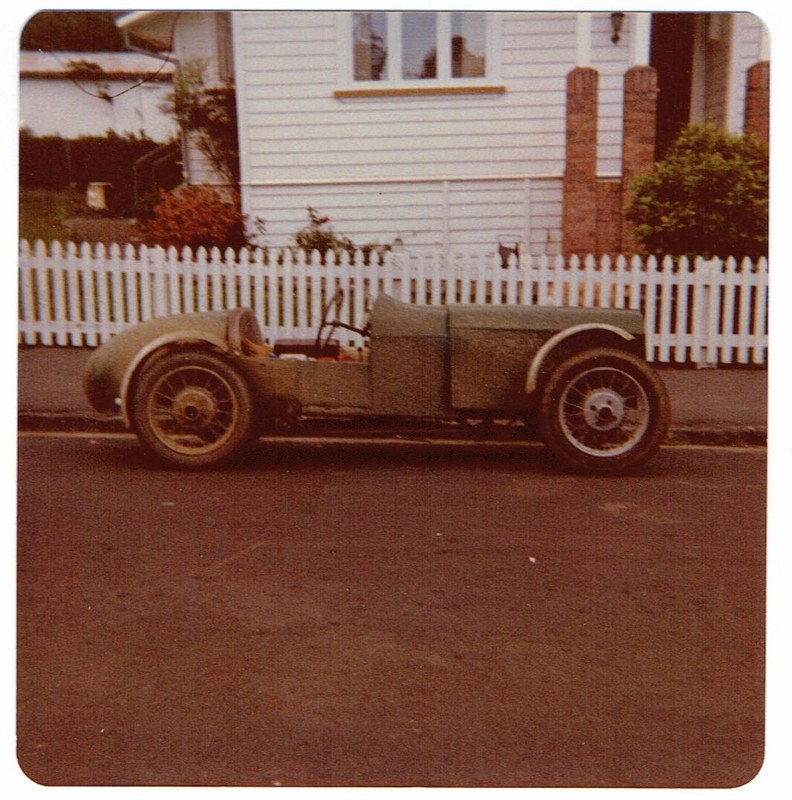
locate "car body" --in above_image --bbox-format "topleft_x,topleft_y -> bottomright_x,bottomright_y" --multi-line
84,291 -> 670,473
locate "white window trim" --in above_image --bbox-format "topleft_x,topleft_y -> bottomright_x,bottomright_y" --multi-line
336,11 -> 503,97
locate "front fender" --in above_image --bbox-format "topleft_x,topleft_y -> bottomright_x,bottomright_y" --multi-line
83,311 -> 233,423
525,323 -> 638,395
117,331 -> 231,428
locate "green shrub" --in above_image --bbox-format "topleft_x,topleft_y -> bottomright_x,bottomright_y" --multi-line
293,207 -> 392,264
624,123 -> 768,259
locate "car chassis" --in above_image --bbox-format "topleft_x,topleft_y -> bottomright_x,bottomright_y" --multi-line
84,290 -> 670,474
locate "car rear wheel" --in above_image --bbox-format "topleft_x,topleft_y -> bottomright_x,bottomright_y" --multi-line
537,347 -> 669,474
131,350 -> 255,468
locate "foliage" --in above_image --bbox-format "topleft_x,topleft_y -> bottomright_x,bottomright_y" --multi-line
294,207 -> 355,261
139,187 -> 249,251
624,123 -> 769,259
19,131 -> 160,215
19,189 -> 83,244
293,207 -> 392,264
21,11 -> 126,52
161,58 -> 239,184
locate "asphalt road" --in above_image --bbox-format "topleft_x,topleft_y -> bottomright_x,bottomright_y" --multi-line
16,434 -> 766,788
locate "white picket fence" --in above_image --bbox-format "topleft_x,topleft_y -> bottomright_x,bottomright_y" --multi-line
18,239 -> 768,365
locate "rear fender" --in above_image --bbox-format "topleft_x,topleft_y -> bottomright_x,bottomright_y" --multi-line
525,324 -> 638,395
119,332 -> 229,428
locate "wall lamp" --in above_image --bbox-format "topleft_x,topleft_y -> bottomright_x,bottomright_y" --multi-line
610,12 -> 625,44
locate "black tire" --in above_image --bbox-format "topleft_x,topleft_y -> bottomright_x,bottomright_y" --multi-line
131,350 -> 256,468
537,347 -> 670,475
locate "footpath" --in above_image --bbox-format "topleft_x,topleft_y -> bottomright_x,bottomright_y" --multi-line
16,346 -> 768,447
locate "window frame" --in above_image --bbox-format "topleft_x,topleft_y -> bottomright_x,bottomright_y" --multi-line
336,11 -> 503,98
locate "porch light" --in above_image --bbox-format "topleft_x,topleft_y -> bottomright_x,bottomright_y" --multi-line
610,12 -> 625,44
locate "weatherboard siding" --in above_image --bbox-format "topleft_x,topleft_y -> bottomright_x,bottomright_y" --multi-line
233,10 -> 590,253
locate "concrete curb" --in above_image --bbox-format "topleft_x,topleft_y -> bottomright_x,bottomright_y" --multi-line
17,412 -> 767,448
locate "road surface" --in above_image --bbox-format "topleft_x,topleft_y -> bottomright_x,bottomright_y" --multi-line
17,433 -> 766,787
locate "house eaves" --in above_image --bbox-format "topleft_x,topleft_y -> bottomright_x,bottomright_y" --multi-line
116,10 -> 180,53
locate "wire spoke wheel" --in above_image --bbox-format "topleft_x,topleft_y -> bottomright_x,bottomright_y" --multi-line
132,350 -> 255,467
538,347 -> 669,474
148,366 -> 237,454
559,366 -> 649,457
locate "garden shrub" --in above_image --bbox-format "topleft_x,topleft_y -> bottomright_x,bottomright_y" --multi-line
293,207 -> 392,264
624,123 -> 768,259
139,186 -> 248,251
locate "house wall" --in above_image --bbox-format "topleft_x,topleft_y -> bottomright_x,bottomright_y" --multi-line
158,10 -> 767,256
20,71 -> 176,141
232,10 -> 632,255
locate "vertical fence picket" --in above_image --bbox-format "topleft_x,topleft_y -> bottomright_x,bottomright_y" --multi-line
704,258 -> 723,365
458,251 -> 472,305
33,241 -> 53,345
48,241 -> 69,346
65,242 -> 83,346
192,247 -> 207,313
123,245 -> 140,329
238,248 -> 252,311
252,248 -> 266,336
108,244 -> 125,335
656,255 -> 675,363
752,257 -> 768,365
163,247 -> 181,314
627,255 -> 643,312
18,240 -> 37,345
673,257 -> 691,363
222,247 -> 237,310
319,251 -> 331,331
643,257 -> 660,362
139,247 -> 153,319
79,243 -> 98,346
92,243 -> 110,343
719,257 -> 737,364
209,248 -> 223,311
292,249 -> 306,334
548,255 -> 564,307
582,255 -> 596,307
613,255 -> 627,309
353,249 -> 366,333
17,240 -> 769,367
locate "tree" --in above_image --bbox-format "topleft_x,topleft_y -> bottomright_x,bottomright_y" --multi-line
21,11 -> 126,52
624,123 -> 768,260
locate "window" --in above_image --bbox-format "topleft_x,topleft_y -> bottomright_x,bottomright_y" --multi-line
451,11 -> 486,78
353,11 -> 387,81
347,11 -> 496,88
402,12 -> 437,79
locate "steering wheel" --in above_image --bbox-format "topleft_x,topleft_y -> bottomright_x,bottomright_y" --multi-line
315,287 -> 370,352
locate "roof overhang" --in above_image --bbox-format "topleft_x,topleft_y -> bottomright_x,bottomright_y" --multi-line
116,11 -> 180,51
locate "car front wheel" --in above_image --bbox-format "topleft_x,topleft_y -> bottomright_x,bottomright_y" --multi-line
537,347 -> 669,474
131,350 -> 255,468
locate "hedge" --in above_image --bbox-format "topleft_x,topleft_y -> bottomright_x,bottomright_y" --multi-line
19,132 -> 163,214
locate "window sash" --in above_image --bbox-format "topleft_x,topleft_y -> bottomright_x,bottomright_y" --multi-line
346,11 -> 493,86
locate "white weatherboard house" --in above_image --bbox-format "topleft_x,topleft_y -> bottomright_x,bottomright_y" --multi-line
117,10 -> 770,257
19,50 -> 177,142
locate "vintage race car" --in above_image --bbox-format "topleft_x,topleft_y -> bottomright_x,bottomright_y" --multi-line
83,290 -> 670,474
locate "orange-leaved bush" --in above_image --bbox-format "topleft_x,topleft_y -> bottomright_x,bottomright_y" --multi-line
140,186 -> 247,251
